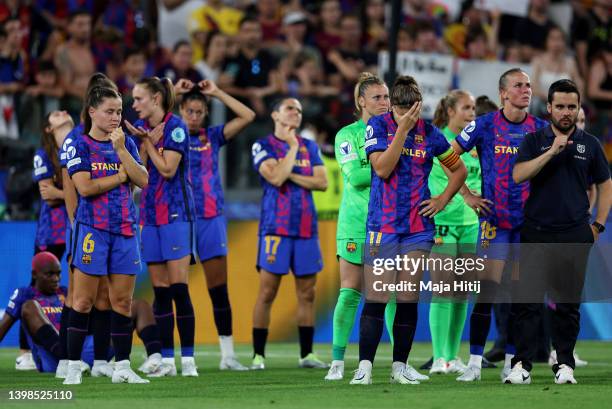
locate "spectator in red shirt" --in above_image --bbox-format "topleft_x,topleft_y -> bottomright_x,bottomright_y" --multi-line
315,0 -> 342,57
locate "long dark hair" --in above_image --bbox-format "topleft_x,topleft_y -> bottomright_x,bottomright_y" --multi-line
80,73 -> 118,123
84,86 -> 122,134
40,112 -> 62,189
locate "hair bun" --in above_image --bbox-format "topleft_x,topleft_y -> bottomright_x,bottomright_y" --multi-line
393,75 -> 417,87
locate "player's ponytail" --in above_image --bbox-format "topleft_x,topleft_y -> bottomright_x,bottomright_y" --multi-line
137,77 -> 176,114
390,75 -> 422,108
433,89 -> 472,128
475,95 -> 498,116
41,112 -> 63,188
354,72 -> 385,117
84,86 -> 122,134
433,95 -> 449,128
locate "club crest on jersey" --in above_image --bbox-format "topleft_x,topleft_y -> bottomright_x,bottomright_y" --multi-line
480,239 -> 489,249
171,127 -> 186,143
81,254 -> 92,264
299,146 -> 308,153
346,242 -> 357,253
414,134 -> 424,144
339,141 -> 352,155
577,144 -> 585,154
266,254 -> 276,264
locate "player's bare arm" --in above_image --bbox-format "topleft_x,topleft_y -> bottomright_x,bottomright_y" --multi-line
0,313 -> 16,342
38,179 -> 64,206
71,168 -> 127,197
110,127 -> 148,188
448,140 -> 493,214
288,166 -> 328,191
419,153 -> 467,218
197,80 -> 256,140
62,168 -> 78,225
370,101 -> 421,179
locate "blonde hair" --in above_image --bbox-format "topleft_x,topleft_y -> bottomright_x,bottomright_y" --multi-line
354,72 -> 385,116
433,89 -> 472,128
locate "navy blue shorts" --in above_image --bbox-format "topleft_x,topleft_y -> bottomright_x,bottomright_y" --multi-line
141,222 -> 194,263
476,222 -> 520,261
364,230 -> 434,264
72,223 -> 141,276
29,332 -> 94,373
195,216 -> 228,262
256,235 -> 322,276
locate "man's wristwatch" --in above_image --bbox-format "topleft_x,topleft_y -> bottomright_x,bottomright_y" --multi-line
592,221 -> 605,233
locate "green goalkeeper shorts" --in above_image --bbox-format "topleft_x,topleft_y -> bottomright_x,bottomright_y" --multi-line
336,238 -> 365,265
431,224 -> 478,256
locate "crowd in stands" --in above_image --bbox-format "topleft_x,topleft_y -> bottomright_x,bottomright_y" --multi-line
0,0 -> 610,220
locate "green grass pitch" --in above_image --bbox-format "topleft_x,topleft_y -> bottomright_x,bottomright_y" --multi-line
1,342 -> 611,409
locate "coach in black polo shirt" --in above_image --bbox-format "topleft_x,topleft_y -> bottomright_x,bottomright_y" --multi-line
507,79 -> 611,385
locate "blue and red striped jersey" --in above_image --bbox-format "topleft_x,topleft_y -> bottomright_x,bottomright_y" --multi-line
136,113 -> 195,226
59,124 -> 84,169
455,110 -> 548,229
6,286 -> 67,332
365,113 -> 455,234
252,134 -> 323,238
67,134 -> 141,236
33,148 -> 67,246
189,125 -> 226,219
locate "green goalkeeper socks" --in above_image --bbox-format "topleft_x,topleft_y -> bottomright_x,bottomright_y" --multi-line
430,299 -> 452,360
331,288 -> 361,361
445,301 -> 468,361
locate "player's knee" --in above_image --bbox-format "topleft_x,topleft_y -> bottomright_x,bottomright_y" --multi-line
258,286 -> 278,304
297,287 -> 315,304
72,294 -> 95,312
21,300 -> 40,320
110,295 -> 133,315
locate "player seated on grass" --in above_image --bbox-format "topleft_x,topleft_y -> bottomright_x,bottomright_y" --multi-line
0,252 -> 93,374
1,252 -> 166,377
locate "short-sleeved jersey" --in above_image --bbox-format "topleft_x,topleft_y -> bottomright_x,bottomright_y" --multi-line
455,110 -> 548,229
67,134 -> 141,236
365,113 -> 455,234
136,113 -> 195,226
335,119 -> 370,240
6,286 -> 67,332
252,134 -> 323,238
189,125 -> 226,219
33,149 -> 67,246
59,124 -> 84,168
428,126 -> 481,226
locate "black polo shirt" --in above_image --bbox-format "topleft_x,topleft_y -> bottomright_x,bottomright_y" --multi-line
516,125 -> 611,231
